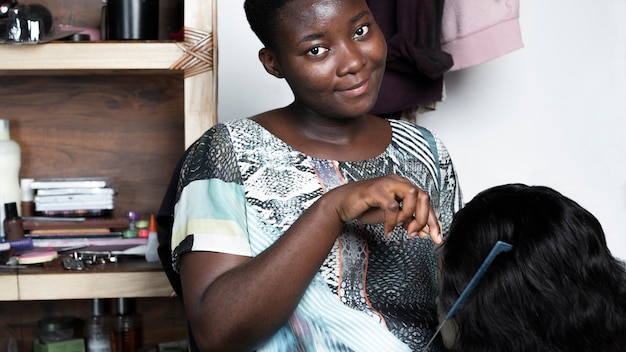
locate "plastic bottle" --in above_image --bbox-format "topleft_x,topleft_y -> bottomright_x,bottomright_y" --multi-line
3,202 -> 24,242
86,298 -> 112,352
144,213 -> 160,262
0,118 -> 22,241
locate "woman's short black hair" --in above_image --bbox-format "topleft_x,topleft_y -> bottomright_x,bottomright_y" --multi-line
243,0 -> 295,50
439,183 -> 626,352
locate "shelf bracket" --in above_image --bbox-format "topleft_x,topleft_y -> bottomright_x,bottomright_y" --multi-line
170,27 -> 214,78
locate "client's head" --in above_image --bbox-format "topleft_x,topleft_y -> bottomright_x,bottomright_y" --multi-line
438,183 -> 626,352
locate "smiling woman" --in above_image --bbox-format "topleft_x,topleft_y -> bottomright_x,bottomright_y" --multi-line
161,0 -> 463,351
253,2 -> 388,129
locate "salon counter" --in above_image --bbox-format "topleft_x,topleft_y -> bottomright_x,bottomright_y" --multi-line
0,257 -> 172,301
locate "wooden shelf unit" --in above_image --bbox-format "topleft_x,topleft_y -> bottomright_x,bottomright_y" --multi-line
0,1 -> 217,349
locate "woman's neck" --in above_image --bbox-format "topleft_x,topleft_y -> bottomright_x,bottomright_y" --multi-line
252,104 -> 392,161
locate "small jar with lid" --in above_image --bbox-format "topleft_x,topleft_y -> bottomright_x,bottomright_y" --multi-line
38,317 -> 76,344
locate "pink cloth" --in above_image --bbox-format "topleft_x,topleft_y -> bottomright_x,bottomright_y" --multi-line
441,0 -> 524,71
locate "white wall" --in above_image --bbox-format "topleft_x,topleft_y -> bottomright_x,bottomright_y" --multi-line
217,1 -> 626,259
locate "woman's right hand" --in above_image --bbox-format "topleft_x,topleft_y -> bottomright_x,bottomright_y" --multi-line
326,174 -> 442,243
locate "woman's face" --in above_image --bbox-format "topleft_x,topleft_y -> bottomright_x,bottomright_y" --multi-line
266,0 -> 387,119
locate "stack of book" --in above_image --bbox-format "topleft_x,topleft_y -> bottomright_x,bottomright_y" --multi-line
31,177 -> 116,217
23,216 -> 146,252
24,177 -> 148,253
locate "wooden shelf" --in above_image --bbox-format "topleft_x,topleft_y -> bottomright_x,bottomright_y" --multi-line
0,259 -> 173,301
0,0 -> 216,306
0,42 -> 183,71
17,258 -> 173,300
0,270 -> 19,300
19,270 -> 172,300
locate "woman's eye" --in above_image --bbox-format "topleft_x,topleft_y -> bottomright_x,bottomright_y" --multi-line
308,46 -> 329,56
354,24 -> 370,38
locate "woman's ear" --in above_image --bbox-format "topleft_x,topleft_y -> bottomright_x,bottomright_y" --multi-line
259,48 -> 284,78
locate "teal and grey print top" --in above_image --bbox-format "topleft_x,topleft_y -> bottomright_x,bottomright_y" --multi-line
171,118 -> 463,352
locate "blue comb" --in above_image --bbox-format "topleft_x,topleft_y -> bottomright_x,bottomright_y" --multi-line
424,240 -> 513,351
445,240 -> 513,319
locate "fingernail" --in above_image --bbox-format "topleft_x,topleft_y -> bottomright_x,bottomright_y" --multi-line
409,231 -> 418,238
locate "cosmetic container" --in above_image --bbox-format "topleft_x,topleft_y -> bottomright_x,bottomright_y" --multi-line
144,214 -> 159,262
3,202 -> 24,242
111,298 -> 141,352
86,298 -> 112,352
0,118 -> 21,241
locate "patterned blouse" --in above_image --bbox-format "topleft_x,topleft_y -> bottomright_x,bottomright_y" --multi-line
171,118 -> 462,351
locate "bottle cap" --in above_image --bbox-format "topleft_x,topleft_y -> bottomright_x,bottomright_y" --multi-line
38,316 -> 75,331
37,316 -> 75,343
4,202 -> 18,218
92,298 -> 107,316
117,297 -> 135,315
8,238 -> 34,252
125,211 -> 141,221
149,213 -> 157,233
0,118 -> 9,139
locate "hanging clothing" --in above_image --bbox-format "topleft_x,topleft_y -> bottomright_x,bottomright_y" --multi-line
367,0 -> 453,117
441,0 -> 524,71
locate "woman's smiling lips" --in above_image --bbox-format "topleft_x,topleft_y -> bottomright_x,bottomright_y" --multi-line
340,79 -> 369,97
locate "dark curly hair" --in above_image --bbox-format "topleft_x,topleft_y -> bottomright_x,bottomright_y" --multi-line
243,0 -> 295,50
439,183 -> 626,352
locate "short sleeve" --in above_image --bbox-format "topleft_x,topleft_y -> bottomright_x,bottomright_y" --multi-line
171,124 -> 252,272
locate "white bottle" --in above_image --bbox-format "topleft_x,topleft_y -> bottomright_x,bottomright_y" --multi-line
145,213 -> 160,262
0,118 -> 21,241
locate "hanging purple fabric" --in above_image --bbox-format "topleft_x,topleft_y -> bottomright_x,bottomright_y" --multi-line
367,0 -> 453,117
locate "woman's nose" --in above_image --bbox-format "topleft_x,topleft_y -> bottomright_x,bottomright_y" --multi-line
336,42 -> 367,76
